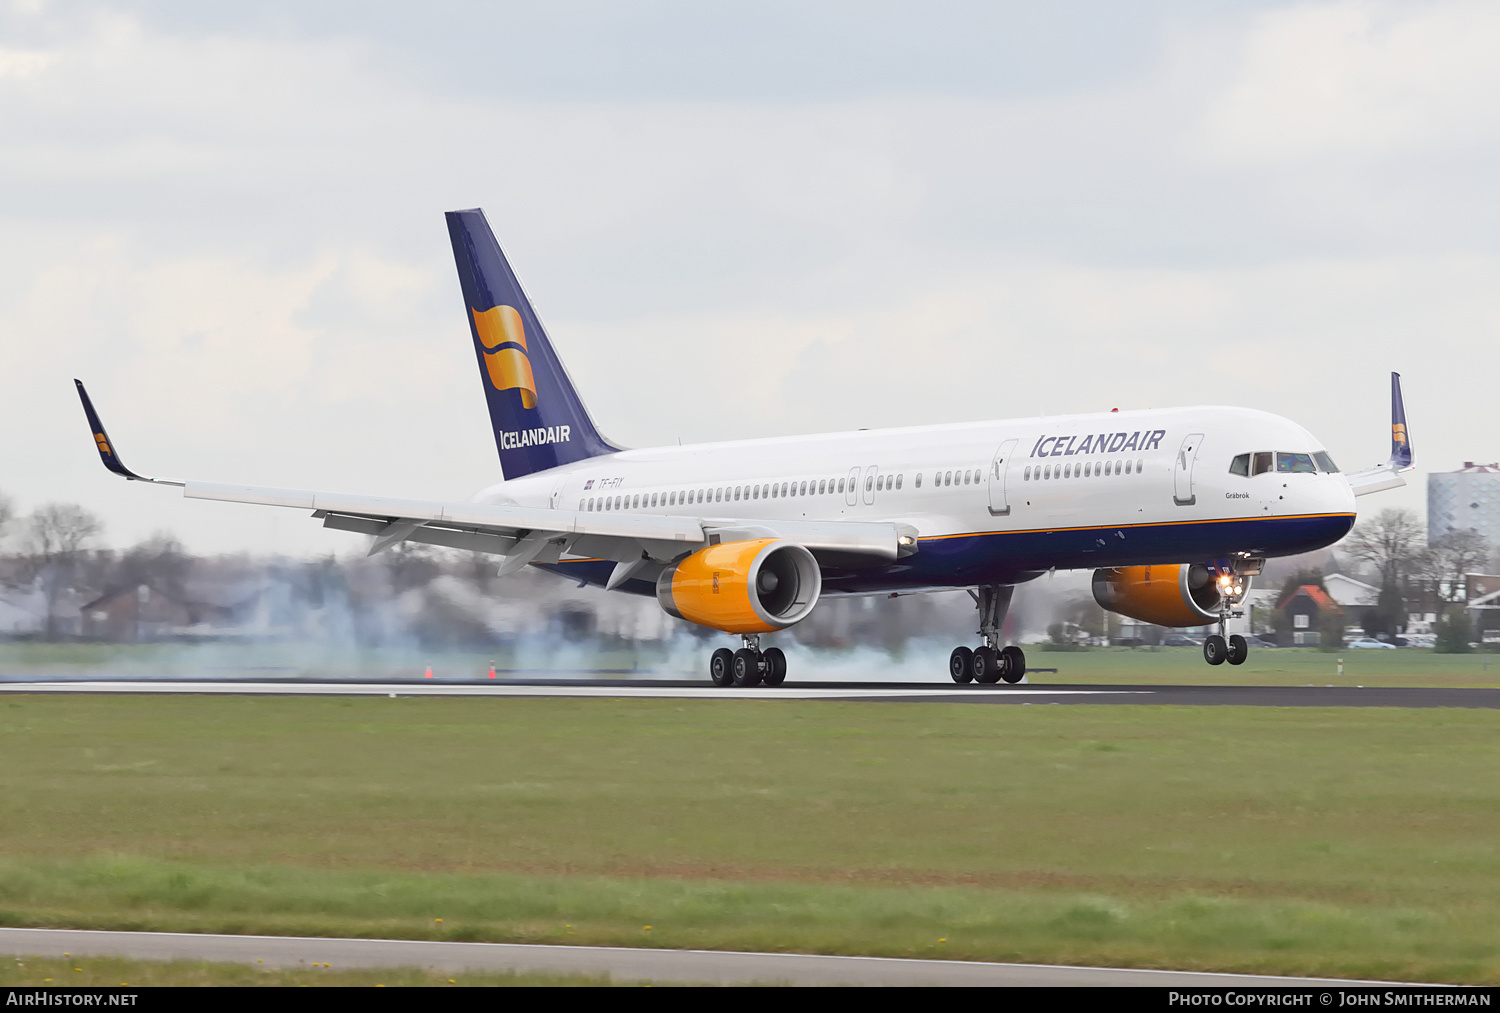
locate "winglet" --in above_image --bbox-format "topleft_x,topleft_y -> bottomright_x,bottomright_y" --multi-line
74,380 -> 182,486
1389,371 -> 1412,470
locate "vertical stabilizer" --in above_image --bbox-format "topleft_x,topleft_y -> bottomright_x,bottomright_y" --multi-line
1389,371 -> 1412,470
446,208 -> 621,479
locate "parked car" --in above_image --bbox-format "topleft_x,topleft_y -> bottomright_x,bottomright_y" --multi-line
1161,634 -> 1203,647
1347,637 -> 1397,649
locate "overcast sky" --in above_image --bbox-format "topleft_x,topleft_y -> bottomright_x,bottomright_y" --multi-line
1,0 -> 1496,556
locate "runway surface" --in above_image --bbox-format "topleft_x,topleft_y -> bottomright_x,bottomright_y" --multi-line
3,678 -> 1500,707
0,927 -> 1420,986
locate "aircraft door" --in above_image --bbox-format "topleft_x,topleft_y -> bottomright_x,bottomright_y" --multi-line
1173,433 -> 1204,506
845,466 -> 861,506
987,438 -> 1018,517
863,465 -> 878,505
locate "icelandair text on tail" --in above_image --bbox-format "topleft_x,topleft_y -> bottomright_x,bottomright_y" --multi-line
500,425 -> 570,450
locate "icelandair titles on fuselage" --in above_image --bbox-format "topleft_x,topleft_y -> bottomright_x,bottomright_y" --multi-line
1030,429 -> 1166,459
499,425 -> 571,450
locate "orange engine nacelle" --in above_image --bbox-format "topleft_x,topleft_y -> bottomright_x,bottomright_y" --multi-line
656,538 -> 822,634
1092,564 -> 1239,628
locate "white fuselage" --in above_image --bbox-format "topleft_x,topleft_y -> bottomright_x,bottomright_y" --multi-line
473,405 -> 1357,593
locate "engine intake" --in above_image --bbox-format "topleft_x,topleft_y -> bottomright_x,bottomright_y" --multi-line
656,538 -> 822,634
1091,563 -> 1234,628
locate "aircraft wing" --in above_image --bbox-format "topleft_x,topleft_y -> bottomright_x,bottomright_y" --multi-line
75,381 -> 915,578
1345,371 -> 1415,498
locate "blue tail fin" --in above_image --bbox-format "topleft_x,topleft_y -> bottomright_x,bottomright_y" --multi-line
446,208 -> 621,479
1390,371 -> 1412,469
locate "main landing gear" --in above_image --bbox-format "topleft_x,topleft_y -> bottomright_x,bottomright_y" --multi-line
709,634 -> 787,688
949,585 -> 1026,685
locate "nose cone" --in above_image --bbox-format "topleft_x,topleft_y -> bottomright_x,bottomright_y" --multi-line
1315,472 -> 1359,518
1292,473 -> 1357,549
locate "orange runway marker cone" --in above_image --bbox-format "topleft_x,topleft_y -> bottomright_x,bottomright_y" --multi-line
424,665 -> 433,679
488,661 -> 497,679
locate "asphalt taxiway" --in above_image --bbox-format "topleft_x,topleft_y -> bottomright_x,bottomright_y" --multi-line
0,927 -> 1426,987
2,678 -> 1499,707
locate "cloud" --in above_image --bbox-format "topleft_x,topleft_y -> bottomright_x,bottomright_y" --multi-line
1200,1 -> 1500,162
0,3 -> 1493,555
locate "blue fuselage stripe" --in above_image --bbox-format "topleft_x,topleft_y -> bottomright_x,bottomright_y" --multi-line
538,512 -> 1354,596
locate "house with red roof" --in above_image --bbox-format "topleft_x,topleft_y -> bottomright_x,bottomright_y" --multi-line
1277,584 -> 1343,647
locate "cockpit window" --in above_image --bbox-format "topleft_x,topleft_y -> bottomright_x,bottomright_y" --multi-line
1252,452 -> 1274,476
1277,452 -> 1317,474
1313,451 -> 1339,473
1229,454 -> 1250,477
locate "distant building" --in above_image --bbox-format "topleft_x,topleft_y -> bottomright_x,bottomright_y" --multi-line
1428,462 -> 1500,549
1277,585 -> 1342,647
80,584 -> 231,642
1322,573 -> 1379,609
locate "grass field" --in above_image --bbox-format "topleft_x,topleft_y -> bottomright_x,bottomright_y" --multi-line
2,694 -> 1499,983
0,954 -> 654,987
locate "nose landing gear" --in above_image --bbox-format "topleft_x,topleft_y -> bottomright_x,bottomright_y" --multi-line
949,585 -> 1026,685
1202,564 -> 1253,666
709,635 -> 788,687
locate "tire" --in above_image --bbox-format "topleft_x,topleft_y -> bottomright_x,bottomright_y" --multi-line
1203,634 -> 1227,666
972,646 -> 1001,684
1227,634 -> 1248,666
762,647 -> 787,686
732,648 -> 763,687
949,646 -> 974,683
1000,645 -> 1026,683
709,648 -> 735,687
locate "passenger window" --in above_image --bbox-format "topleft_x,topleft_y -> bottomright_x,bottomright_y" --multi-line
1314,451 -> 1339,473
818,480 -> 826,494
866,475 -> 874,491
895,474 -> 903,490
1124,461 -> 1131,475
1252,452 -> 1273,476
915,473 -> 922,488
1229,454 -> 1250,477
1044,465 -> 1051,479
838,479 -> 845,493
1277,452 -> 1316,474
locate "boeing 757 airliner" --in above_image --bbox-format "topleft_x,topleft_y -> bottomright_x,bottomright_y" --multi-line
75,208 -> 1414,686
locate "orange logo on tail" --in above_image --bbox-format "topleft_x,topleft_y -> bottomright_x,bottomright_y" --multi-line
94,433 -> 111,456
471,305 -> 537,408
1393,422 -> 1407,445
